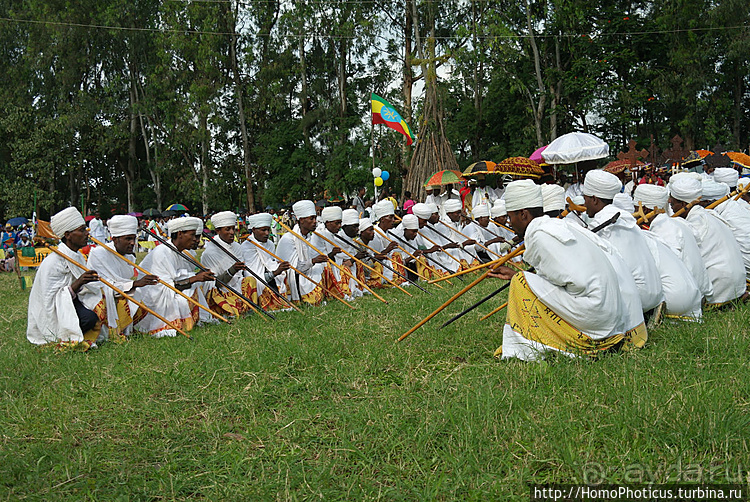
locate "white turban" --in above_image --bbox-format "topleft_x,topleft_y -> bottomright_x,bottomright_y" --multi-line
701,179 -> 730,201
292,200 -> 316,219
633,184 -> 669,210
443,199 -> 462,213
738,178 -> 750,190
572,195 -> 585,206
612,193 -> 635,213
168,216 -> 200,235
427,203 -> 439,215
472,204 -> 490,218
51,207 -> 85,238
583,170 -> 622,200
373,200 -> 395,220
249,212 -> 273,229
211,211 -> 236,229
192,217 -> 204,235
669,177 -> 702,203
541,184 -> 565,212
713,167 -> 739,188
342,209 -> 359,226
107,215 -> 138,238
412,203 -> 433,220
491,200 -> 507,218
359,218 -> 373,233
320,206 -> 343,223
670,172 -> 702,186
402,214 -> 419,230
504,180 -> 543,212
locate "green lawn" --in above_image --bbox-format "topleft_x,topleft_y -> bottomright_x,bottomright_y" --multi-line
1,268 -> 749,500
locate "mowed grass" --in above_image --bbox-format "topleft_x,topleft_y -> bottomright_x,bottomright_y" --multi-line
1,266 -> 750,500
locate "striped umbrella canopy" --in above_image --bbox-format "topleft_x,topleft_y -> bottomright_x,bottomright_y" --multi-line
423,170 -> 466,187
494,157 -> 544,179
462,160 -> 497,176
726,152 -> 750,168
166,203 -> 189,212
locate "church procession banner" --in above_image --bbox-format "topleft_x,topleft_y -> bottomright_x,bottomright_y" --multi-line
17,246 -> 53,267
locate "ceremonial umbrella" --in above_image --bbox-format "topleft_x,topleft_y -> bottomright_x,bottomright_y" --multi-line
143,208 -> 161,218
529,145 -> 547,163
6,216 -> 28,227
494,157 -> 544,179
166,203 -> 189,212
161,210 -> 178,217
85,215 -> 96,222
726,152 -> 750,168
695,149 -> 713,158
681,151 -> 704,167
604,159 -> 644,174
423,170 -> 465,187
542,132 -> 609,164
462,161 -> 496,176
128,212 -> 143,217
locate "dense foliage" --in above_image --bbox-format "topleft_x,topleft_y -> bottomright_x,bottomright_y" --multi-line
0,0 -> 747,219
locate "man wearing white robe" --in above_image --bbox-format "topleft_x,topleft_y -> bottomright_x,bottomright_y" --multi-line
412,203 -> 458,274
462,204 -> 510,260
669,176 -> 746,305
27,207 -> 103,349
310,206 -> 355,299
335,209 -> 367,297
438,199 -> 480,266
490,180 -> 646,361
583,170 -> 664,314
389,214 -> 426,280
471,175 -> 496,210
239,213 -> 292,310
708,170 -> 750,281
89,212 -> 108,243
367,200 -> 404,285
275,200 -> 328,305
490,200 -> 516,243
137,217 -> 216,337
87,215 -> 159,339
541,184 -> 566,218
634,184 -> 713,301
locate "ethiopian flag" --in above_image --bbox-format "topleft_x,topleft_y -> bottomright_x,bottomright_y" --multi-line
371,93 -> 415,145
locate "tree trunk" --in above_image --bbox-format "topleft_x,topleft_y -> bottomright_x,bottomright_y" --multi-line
200,111 -> 209,216
127,60 -> 139,213
401,0 -> 414,199
526,0 -> 546,146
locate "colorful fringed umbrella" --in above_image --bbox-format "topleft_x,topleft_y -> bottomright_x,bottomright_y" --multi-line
529,145 -> 547,163
423,170 -> 466,187
494,157 -> 544,179
604,159 -> 644,174
726,152 -> 750,168
165,203 -> 189,212
695,149 -> 713,158
462,161 -> 497,176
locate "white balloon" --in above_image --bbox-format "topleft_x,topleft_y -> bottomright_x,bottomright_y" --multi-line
372,167 -> 382,177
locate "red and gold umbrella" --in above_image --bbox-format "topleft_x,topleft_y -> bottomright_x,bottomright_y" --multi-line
726,152 -> 750,168
423,170 -> 465,187
604,159 -> 644,174
695,149 -> 713,158
494,157 -> 544,179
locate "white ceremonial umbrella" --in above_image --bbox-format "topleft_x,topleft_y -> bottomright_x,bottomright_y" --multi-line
542,132 -> 610,165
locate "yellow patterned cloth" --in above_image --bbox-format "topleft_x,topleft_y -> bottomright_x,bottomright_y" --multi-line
206,276 -> 258,317
92,296 -> 134,339
496,273 -> 647,358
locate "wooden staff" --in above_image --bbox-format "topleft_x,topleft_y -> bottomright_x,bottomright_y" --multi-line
635,206 -> 665,227
397,244 -> 526,342
312,230 -> 412,296
146,229 -> 272,320
277,221 -> 388,304
201,232 -> 301,313
88,236 -> 231,324
428,248 -> 525,283
566,197 -> 586,213
490,219 -> 516,234
671,198 -> 702,218
374,226 -> 452,287
436,219 -> 504,260
734,183 -> 750,200
392,214 -> 465,267
246,239 -> 354,310
44,244 -> 192,339
480,302 -> 508,321
706,184 -> 750,210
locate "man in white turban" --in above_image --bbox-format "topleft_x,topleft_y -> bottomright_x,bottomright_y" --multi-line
462,203 -> 511,260
737,178 -> 750,208
137,217 -> 216,337
27,207 -> 103,350
310,206 -> 357,299
583,170 -> 665,318
470,175 -> 497,210
669,177 -> 746,305
239,213 -> 292,310
367,200 -> 406,286
332,208 -> 368,298
439,198 -> 481,267
701,177 -> 750,282
275,200 -> 328,305
490,180 -> 646,361
88,211 -> 108,243
87,215 -> 160,340
541,184 -> 566,218
634,184 -> 713,301
411,202 -> 460,275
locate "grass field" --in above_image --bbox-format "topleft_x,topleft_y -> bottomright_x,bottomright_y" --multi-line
1,266 -> 750,500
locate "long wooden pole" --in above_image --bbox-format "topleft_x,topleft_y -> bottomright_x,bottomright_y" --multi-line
88,236 -> 231,324
277,221 -> 388,304
480,302 -> 508,321
246,239 -> 355,310
397,244 -> 526,342
393,214 -> 464,266
312,230 -> 412,296
374,227 -> 451,286
428,247 -> 525,283
44,244 -> 192,339
437,220 -> 504,260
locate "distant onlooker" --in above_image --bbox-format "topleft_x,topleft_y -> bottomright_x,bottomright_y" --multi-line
351,187 -> 366,216
402,191 -> 415,215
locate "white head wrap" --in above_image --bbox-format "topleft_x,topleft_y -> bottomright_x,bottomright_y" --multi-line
572,195 -> 585,206
292,200 -> 316,219
473,204 -> 490,218
358,218 -> 373,233
738,178 -> 750,191
249,212 -> 273,229
541,184 -> 565,212
320,206 -> 343,223
633,184 -> 669,210
612,193 -> 635,213
443,199 -> 462,213
701,179 -> 730,201
504,180 -> 543,212
342,209 -> 359,226
583,170 -> 622,200
669,177 -> 702,203
211,211 -> 236,229
427,203 -> 439,215
713,167 -> 739,188
108,215 -> 138,238
373,200 -> 395,220
168,216 -> 200,235
412,203 -> 432,220
670,172 -> 702,185
402,214 -> 419,230
491,200 -> 507,218
192,217 -> 204,235
51,207 -> 86,238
